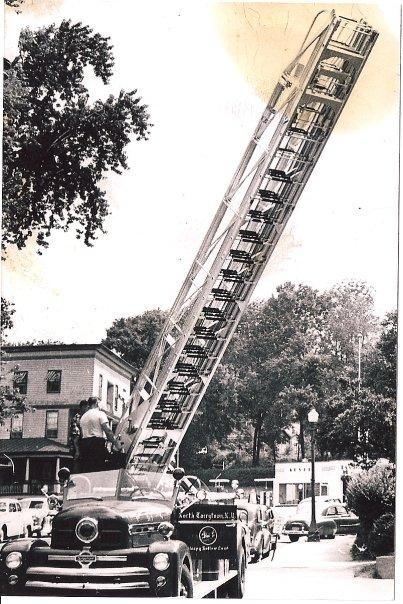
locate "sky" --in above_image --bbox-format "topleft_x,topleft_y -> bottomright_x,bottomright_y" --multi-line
2,0 -> 400,345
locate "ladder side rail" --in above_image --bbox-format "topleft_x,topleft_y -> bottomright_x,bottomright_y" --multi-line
127,22 -> 379,467
118,18 -> 340,425
121,94 -> 293,417
119,21 -> 339,457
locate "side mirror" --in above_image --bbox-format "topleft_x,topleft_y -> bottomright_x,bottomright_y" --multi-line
172,467 -> 185,482
58,467 -> 71,484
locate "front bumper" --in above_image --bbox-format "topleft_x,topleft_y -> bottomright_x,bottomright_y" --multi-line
282,529 -> 308,536
3,547 -> 152,594
25,563 -> 150,591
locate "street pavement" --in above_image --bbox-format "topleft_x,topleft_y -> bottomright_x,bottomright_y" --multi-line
245,535 -> 394,601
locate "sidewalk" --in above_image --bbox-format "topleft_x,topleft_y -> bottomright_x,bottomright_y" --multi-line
245,535 -> 395,601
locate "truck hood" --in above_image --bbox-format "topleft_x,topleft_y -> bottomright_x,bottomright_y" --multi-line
59,499 -> 172,524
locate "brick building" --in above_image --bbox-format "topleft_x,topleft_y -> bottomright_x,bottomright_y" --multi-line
0,344 -> 135,493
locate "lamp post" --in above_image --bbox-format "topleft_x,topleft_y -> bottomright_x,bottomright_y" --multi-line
307,407 -> 320,542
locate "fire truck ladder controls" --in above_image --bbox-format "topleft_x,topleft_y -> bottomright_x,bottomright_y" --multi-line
115,12 -> 378,470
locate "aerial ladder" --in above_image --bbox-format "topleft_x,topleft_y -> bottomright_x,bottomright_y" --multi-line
115,11 -> 378,472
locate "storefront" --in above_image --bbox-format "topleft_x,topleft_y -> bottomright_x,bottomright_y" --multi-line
273,459 -> 356,506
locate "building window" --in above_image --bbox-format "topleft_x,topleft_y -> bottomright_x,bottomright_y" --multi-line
10,414 -> 23,439
114,385 -> 119,412
47,370 -> 62,394
98,374 -> 103,400
106,382 -> 114,411
46,410 -> 59,439
13,370 -> 28,394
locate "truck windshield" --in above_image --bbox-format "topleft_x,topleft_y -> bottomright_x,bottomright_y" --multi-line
65,468 -> 175,502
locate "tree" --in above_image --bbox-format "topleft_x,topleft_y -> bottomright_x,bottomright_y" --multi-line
315,381 -> 396,464
180,366 -> 238,469
326,281 -> 378,365
4,0 -> 24,8
3,20 -> 151,254
102,310 -> 166,376
0,296 -> 28,423
365,310 -> 397,398
1,297 -> 15,335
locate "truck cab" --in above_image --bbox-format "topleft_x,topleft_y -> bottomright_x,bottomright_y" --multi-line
0,466 -> 247,598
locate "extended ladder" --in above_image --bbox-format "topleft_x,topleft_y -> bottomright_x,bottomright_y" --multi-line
115,12 -> 378,470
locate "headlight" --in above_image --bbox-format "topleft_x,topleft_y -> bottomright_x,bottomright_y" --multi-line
75,517 -> 98,543
157,521 -> 174,539
6,552 -> 22,570
196,489 -> 207,501
153,553 -> 170,571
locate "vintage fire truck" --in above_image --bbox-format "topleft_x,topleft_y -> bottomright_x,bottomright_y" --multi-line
0,466 -> 249,597
0,10 -> 377,598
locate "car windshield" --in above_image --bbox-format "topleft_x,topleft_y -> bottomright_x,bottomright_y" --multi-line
29,501 -> 44,509
66,468 -> 175,502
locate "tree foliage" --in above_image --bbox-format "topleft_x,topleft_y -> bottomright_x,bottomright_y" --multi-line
315,382 -> 396,463
3,19 -> 151,253
102,310 -> 166,376
365,310 -> 397,398
1,297 -> 15,335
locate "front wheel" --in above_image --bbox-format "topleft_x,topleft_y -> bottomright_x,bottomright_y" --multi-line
179,565 -> 193,598
225,548 -> 246,598
289,535 -> 300,543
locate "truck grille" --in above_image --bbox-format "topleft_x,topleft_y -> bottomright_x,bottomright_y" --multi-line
25,553 -> 150,592
51,518 -> 128,550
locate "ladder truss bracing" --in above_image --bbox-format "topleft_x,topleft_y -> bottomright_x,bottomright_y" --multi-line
115,12 -> 378,471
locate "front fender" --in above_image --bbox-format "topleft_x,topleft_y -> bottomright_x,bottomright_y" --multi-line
148,539 -> 191,597
0,538 -> 49,593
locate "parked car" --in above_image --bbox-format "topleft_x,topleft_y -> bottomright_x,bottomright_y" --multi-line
296,496 -> 342,514
0,499 -> 39,542
236,500 -> 275,563
18,496 -> 58,537
282,505 -> 337,542
320,504 -> 360,535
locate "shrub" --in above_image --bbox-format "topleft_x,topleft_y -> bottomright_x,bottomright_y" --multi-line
346,463 -> 395,529
367,512 -> 395,557
346,462 -> 395,548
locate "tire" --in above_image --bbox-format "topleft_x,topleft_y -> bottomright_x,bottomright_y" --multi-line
225,548 -> 246,598
289,535 -> 300,543
178,565 -> 193,598
328,534 -> 336,539
251,539 -> 263,564
0,526 -> 7,542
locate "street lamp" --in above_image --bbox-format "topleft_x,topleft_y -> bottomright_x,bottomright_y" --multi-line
307,407 -> 320,542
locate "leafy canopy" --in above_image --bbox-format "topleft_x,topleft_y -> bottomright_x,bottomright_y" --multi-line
3,19 -> 151,253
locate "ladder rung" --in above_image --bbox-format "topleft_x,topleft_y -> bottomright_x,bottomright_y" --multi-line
258,189 -> 281,203
174,362 -> 200,377
193,326 -> 217,340
267,168 -> 291,182
167,381 -> 190,394
212,287 -> 234,301
248,209 -> 277,224
239,229 -> 262,243
203,306 -> 226,320
229,249 -> 254,264
183,344 -> 208,358
220,268 -> 244,283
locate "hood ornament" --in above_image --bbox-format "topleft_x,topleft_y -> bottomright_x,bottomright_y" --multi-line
75,547 -> 97,568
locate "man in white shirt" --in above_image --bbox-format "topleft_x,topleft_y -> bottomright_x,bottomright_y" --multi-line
79,397 -> 122,472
